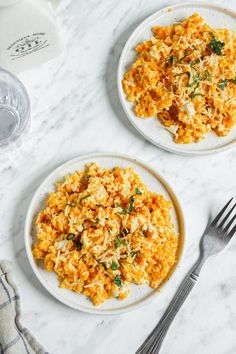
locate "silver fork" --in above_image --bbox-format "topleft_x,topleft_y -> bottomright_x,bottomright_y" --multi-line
136,198 -> 236,354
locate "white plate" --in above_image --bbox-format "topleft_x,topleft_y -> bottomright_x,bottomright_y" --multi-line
25,153 -> 185,315
117,3 -> 236,155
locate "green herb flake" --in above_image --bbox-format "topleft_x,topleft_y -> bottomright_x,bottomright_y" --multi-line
117,190 -> 141,215
209,32 -> 225,55
188,74 -> 204,88
135,188 -> 142,195
131,250 -> 140,257
115,235 -> 127,248
190,63 -> 197,72
169,55 -> 174,64
205,70 -> 211,80
111,261 -> 118,270
179,50 -> 188,63
218,78 -> 236,90
218,79 -> 228,91
118,209 -> 127,215
114,275 -> 122,287
174,71 -> 190,79
193,74 -> 203,80
142,230 -> 148,237
96,203 -> 103,207
79,194 -> 90,205
101,262 -> 107,270
190,92 -> 204,99
127,196 -> 135,213
66,233 -> 76,240
73,240 -> 82,251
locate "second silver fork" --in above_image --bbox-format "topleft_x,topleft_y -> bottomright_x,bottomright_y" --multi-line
136,198 -> 236,354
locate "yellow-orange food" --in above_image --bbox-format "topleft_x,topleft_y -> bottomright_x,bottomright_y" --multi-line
122,13 -> 236,143
33,163 -> 177,305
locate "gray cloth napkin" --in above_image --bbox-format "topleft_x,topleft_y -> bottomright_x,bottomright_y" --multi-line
0,260 -> 49,354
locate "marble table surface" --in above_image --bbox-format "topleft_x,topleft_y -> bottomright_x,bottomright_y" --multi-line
1,0 -> 236,353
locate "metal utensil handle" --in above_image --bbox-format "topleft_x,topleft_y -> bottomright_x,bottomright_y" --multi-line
136,273 -> 198,354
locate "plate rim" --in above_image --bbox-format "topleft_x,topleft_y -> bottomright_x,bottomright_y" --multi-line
117,2 -> 236,156
24,152 -> 186,315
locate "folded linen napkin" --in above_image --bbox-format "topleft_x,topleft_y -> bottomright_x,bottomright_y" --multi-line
0,260 -> 49,354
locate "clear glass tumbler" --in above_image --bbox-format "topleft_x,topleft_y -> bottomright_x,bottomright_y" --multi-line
0,68 -> 30,146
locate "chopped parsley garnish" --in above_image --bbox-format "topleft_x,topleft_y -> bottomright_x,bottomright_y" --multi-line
117,209 -> 127,215
73,240 -> 82,251
190,58 -> 200,71
101,262 -> 107,270
66,234 -> 83,250
209,32 -> 225,55
179,49 -> 188,63
79,194 -> 90,205
218,78 -> 236,90
169,55 -> 174,64
189,73 -> 206,98
66,233 -> 76,240
188,70 -> 211,92
96,203 -> 103,207
114,235 -> 127,248
111,261 -> 118,270
218,79 -> 228,90
188,74 -> 203,88
142,230 -> 148,237
66,203 -> 75,207
204,70 -> 211,80
114,275 -> 122,287
116,188 -> 142,215
174,71 -> 190,79
131,250 -> 140,257
135,188 -> 142,195
190,92 -> 204,99
127,188 -> 142,213
127,195 -> 135,213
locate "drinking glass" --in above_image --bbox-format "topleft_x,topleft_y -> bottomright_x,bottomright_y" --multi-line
0,68 -> 30,146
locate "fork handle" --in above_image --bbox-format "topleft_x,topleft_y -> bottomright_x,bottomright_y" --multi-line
136,272 -> 198,354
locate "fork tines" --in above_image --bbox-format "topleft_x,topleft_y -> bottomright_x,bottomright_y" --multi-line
210,198 -> 236,239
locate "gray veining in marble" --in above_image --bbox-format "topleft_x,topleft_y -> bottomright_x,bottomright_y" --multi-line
0,0 -> 236,353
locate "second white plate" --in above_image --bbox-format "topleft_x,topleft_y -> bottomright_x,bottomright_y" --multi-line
25,153 -> 185,315
117,2 -> 236,155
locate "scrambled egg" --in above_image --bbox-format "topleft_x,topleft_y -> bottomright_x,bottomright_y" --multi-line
122,13 -> 236,144
33,163 -> 177,306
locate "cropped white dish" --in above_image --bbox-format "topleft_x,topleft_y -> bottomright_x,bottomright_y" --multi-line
117,2 -> 236,155
24,153 -> 185,315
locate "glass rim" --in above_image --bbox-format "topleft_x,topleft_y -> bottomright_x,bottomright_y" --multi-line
0,67 -> 31,145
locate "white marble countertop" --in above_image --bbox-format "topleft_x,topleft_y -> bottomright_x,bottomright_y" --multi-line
1,0 -> 236,353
